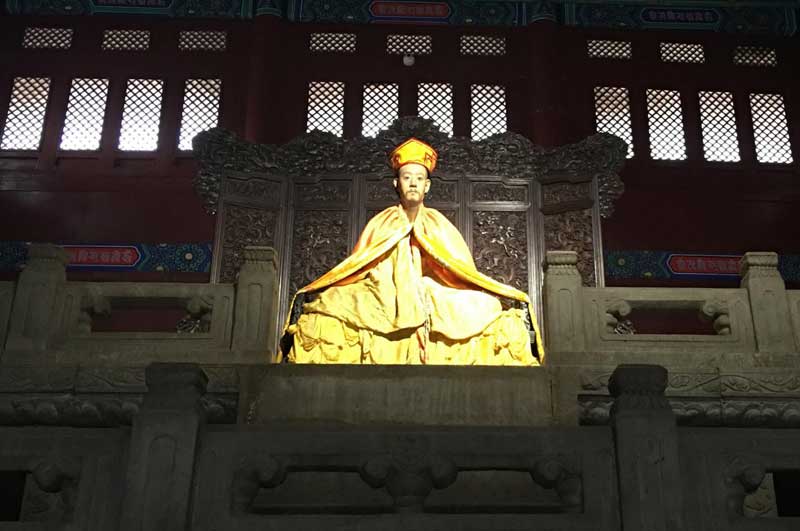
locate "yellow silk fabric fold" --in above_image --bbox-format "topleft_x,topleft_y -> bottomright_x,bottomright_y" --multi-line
282,204 -> 545,361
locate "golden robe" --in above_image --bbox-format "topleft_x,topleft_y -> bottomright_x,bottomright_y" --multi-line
283,204 -> 544,365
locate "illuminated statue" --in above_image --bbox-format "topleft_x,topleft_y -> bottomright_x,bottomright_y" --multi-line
283,138 -> 543,365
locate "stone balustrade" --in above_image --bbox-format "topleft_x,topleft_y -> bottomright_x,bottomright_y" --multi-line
544,250 -> 800,367
0,363 -> 798,530
0,243 -> 279,366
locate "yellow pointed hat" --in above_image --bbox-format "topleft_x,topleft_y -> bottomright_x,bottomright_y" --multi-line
390,138 -> 437,174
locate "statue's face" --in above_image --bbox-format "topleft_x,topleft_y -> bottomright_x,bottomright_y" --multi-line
393,163 -> 431,207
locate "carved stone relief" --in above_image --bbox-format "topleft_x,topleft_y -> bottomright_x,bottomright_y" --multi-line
194,117 -> 626,216
223,177 -> 282,207
544,209 -> 595,286
289,210 -> 350,295
295,181 -> 350,205
541,182 -> 592,208
219,206 -> 277,284
472,211 -> 529,292
472,182 -> 527,203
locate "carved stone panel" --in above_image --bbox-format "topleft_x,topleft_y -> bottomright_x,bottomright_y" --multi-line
223,177 -> 282,208
542,182 -> 592,208
472,182 -> 528,203
367,178 -> 399,203
544,209 -> 595,287
472,211 -> 529,293
425,178 -> 458,203
219,205 -> 277,284
289,210 -> 350,295
295,181 -> 350,205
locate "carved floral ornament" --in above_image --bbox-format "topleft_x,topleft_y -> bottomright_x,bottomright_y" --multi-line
193,117 -> 627,217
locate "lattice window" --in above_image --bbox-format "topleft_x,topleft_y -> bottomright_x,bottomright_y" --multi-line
362,84 -> 399,138
178,79 -> 222,151
594,87 -> 634,159
102,29 -> 150,51
734,46 -> 777,67
178,30 -> 227,51
646,89 -> 686,160
587,39 -> 632,60
0,77 -> 51,150
749,93 -> 793,164
306,81 -> 345,137
22,27 -> 73,49
470,84 -> 507,141
310,33 -> 356,53
460,35 -> 506,56
418,83 -> 453,137
659,42 -> 705,64
386,34 -> 432,55
699,91 -> 740,162
118,79 -> 164,151
60,78 -> 109,151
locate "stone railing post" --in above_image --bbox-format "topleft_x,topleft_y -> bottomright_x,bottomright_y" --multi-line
544,251 -> 586,353
740,252 -> 794,352
121,363 -> 207,531
5,244 -> 69,353
232,246 -> 279,361
610,364 -> 685,531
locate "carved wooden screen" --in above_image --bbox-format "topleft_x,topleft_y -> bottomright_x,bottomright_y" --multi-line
195,118 -> 627,350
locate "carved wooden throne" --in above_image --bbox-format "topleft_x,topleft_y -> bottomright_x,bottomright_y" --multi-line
193,118 -> 626,353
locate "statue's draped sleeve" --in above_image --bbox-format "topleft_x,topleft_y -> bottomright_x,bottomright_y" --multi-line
283,204 -> 545,360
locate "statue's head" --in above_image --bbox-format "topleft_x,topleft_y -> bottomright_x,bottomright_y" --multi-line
390,138 -> 437,208
394,162 -> 431,207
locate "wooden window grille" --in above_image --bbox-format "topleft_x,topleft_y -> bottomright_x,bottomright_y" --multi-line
386,34 -> 432,55
659,42 -> 705,64
60,78 -> 110,151
646,89 -> 687,160
22,27 -> 73,49
594,86 -> 634,158
102,29 -> 150,51
460,35 -> 506,56
698,91 -> 740,162
733,46 -> 777,67
0,77 -> 51,150
178,79 -> 222,151
306,81 -> 345,137
587,39 -> 632,60
178,30 -> 227,51
361,83 -> 399,138
749,93 -> 793,164
418,83 -> 454,137
309,33 -> 356,53
470,84 -> 507,141
118,79 -> 164,151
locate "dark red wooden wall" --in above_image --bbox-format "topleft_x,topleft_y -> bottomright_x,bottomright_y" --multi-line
0,14 -> 797,285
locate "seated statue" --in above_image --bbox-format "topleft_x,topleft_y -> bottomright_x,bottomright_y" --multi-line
282,138 -> 544,365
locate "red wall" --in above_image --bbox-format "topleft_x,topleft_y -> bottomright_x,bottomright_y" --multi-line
0,15 -> 798,284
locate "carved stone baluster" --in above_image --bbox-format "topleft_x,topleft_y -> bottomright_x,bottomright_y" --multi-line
610,364 -> 685,531
232,246 -> 279,362
740,252 -> 795,353
544,251 -> 585,354
6,244 -> 69,353
120,363 -> 207,531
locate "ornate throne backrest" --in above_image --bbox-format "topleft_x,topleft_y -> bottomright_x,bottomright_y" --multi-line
194,118 -> 627,348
